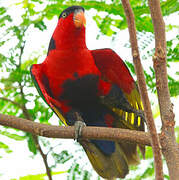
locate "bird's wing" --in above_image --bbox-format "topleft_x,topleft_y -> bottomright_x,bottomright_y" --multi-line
30,64 -> 67,126
91,48 -> 145,158
91,48 -> 144,130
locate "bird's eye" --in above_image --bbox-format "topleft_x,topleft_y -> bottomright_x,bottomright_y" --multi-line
62,12 -> 67,18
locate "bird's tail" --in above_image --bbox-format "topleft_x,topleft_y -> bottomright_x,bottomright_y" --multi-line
80,140 -> 135,179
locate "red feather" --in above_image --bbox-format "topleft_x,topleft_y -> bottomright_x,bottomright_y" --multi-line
91,49 -> 135,94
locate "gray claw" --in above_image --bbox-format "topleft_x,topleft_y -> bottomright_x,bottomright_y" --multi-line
74,120 -> 86,141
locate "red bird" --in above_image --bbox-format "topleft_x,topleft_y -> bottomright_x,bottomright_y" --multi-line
31,6 -> 145,179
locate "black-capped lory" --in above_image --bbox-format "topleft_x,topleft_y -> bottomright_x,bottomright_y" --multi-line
30,6 -> 145,179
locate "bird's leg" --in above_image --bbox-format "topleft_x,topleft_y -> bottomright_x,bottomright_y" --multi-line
73,112 -> 97,154
74,121 -> 86,140
74,112 -> 86,142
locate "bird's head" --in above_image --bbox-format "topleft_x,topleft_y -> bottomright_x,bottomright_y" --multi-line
58,6 -> 86,29
49,6 -> 87,51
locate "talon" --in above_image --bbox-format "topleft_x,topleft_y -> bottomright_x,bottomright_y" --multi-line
74,120 -> 86,142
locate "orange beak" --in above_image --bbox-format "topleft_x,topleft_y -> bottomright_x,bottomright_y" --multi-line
74,10 -> 86,28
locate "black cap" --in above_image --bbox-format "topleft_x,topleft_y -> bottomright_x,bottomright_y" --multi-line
59,6 -> 84,19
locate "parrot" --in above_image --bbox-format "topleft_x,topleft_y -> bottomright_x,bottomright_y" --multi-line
30,6 -> 145,179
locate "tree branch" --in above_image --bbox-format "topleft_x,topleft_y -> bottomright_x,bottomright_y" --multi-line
0,113 -> 159,146
121,0 -> 164,179
33,135 -> 52,180
1,113 -> 179,147
17,26 -> 28,68
148,0 -> 179,178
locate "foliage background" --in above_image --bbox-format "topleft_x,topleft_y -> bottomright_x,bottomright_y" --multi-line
0,0 -> 178,179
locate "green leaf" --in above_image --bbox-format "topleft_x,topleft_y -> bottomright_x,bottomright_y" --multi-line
0,141 -> 12,153
140,161 -> 155,179
0,7 -> 6,15
164,174 -> 170,180
145,147 -> 153,159
125,61 -> 135,75
168,75 -> 179,96
31,0 -> 43,3
26,133 -> 37,155
51,150 -> 73,168
12,171 -> 67,180
0,14 -> 12,27
34,20 -> 47,31
153,105 -> 160,119
0,130 -> 26,140
175,126 -> 179,143
0,53 -> 7,67
82,170 -> 92,180
161,0 -> 179,16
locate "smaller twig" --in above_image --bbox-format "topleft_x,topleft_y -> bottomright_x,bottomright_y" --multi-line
0,97 -> 52,179
16,28 -> 53,178
33,135 -> 52,180
17,26 -> 28,68
18,82 -> 53,180
46,143 -> 61,156
0,97 -> 23,108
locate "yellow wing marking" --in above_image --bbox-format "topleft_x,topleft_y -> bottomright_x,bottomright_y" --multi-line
53,106 -> 68,126
125,112 -> 128,121
124,88 -> 144,127
125,89 -> 143,126
109,87 -> 144,128
136,102 -> 139,110
131,113 -> 134,125
131,113 -> 134,124
138,117 -> 141,126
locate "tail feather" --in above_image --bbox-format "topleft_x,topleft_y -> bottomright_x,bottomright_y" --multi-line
81,141 -> 129,179
119,142 -> 140,165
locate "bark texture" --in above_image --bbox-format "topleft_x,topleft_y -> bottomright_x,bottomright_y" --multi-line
148,0 -> 179,179
121,0 -> 164,179
0,113 -> 169,147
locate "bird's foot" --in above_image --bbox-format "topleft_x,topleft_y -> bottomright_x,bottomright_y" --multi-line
74,120 -> 86,142
74,115 -> 86,142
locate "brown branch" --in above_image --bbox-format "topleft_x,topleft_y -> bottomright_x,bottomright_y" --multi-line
148,0 -> 179,179
0,114 -> 162,146
33,135 -> 52,180
121,0 -> 164,179
1,113 -> 179,147
0,113 -> 150,145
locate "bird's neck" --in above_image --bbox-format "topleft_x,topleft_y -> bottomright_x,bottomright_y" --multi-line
52,26 -> 87,50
